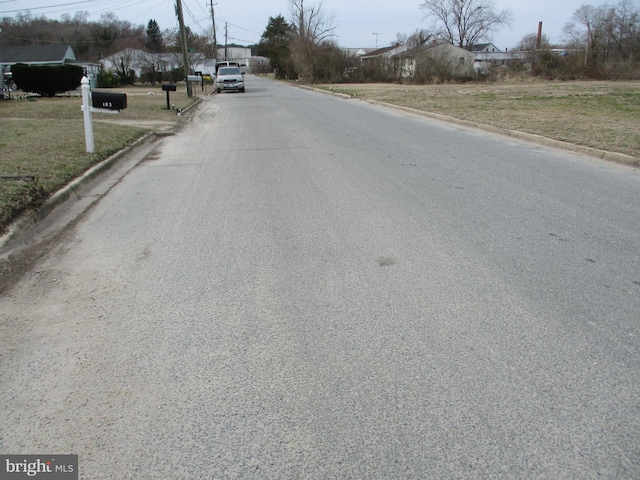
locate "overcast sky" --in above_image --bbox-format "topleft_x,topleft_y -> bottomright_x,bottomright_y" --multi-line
1,0 -> 630,49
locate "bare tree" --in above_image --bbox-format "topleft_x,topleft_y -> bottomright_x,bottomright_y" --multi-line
288,0 -> 337,82
608,0 -> 639,59
420,0 -> 512,49
289,0 -> 336,44
516,32 -> 563,78
564,1 -> 639,69
395,32 -> 409,46
396,29 -> 435,49
139,51 -> 165,84
163,26 -> 207,75
566,4 -> 613,66
407,28 -> 435,47
110,48 -> 137,84
517,32 -> 552,51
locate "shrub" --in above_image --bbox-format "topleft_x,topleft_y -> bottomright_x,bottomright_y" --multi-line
163,68 -> 184,83
352,58 -> 398,83
97,67 -> 120,88
11,63 -> 84,96
413,52 -> 463,84
140,69 -> 162,84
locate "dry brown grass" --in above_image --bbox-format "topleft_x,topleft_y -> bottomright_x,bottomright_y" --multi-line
319,80 -> 640,159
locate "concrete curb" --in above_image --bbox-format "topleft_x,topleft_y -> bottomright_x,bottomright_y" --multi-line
372,101 -> 639,166
41,133 -> 156,219
0,132 -> 156,251
299,84 -> 640,167
0,97 -> 204,251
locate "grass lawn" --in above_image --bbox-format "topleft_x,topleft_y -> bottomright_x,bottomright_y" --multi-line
0,84 -> 198,235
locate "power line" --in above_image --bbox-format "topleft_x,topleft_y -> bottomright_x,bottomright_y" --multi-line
182,1 -> 207,31
1,0 -> 156,22
0,0 -> 97,14
0,32 -> 145,45
195,0 -> 210,18
87,0 -> 158,22
226,22 -> 261,36
228,37 -> 256,44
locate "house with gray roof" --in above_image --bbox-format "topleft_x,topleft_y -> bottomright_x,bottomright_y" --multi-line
0,44 -> 100,90
0,44 -> 76,66
471,43 -> 526,72
1,44 -> 73,92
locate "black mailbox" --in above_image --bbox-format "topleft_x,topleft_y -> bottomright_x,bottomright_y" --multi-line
92,92 -> 127,110
162,84 -> 177,92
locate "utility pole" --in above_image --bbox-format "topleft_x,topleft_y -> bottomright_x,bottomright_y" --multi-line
210,0 -> 218,62
0,27 -> 4,92
175,0 -> 192,97
585,21 -> 591,67
224,22 -> 229,61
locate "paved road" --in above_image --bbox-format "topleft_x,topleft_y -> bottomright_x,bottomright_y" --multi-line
1,76 -> 640,478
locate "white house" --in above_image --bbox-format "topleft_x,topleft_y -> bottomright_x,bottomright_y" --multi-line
101,49 -> 185,80
395,42 -> 476,79
472,43 -> 526,72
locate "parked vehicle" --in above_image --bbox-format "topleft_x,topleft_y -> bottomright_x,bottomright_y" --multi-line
215,67 -> 245,93
215,61 -> 240,73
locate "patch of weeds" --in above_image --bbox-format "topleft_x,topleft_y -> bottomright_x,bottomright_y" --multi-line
0,178 -> 46,235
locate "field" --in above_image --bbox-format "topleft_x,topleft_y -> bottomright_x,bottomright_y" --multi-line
1,79 -> 639,236
317,80 -> 640,160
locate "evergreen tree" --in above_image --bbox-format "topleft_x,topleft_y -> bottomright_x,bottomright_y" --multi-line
145,19 -> 164,52
258,15 -> 295,78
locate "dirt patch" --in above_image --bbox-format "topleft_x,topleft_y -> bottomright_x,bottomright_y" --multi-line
94,118 -> 177,130
0,229 -> 62,294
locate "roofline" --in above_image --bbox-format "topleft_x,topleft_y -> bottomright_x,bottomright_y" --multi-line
0,60 -> 71,65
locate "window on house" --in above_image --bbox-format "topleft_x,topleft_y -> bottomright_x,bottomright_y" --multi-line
459,57 -> 465,64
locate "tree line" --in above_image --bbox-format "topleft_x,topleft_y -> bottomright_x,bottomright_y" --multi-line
1,10 -> 256,85
2,0 -> 639,84
0,11 -> 251,64
258,0 -> 640,83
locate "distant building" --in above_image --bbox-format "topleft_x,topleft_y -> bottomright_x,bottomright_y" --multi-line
101,49 -> 183,80
102,47 -> 265,80
217,47 -> 252,67
359,44 -> 408,64
396,42 -> 476,79
472,43 -> 502,54
471,43 -> 526,72
343,48 -> 377,57
0,44 -> 76,67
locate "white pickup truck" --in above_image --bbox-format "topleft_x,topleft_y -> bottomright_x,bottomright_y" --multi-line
215,66 -> 245,93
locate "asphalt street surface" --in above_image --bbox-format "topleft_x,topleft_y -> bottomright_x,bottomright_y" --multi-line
1,76 -> 640,478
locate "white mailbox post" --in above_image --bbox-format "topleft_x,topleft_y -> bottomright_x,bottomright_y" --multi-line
80,76 -> 127,153
81,77 -> 94,153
